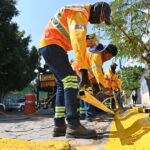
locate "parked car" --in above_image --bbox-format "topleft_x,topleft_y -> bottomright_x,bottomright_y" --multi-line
0,103 -> 5,112
5,98 -> 25,111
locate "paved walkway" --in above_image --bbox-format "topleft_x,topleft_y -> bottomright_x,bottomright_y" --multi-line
0,109 -> 112,149
1,107 -> 150,150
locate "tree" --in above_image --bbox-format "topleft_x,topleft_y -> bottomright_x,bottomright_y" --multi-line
93,0 -> 150,97
120,66 -> 145,97
0,0 -> 38,101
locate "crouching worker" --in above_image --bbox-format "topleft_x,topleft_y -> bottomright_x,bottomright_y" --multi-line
38,2 -> 112,138
71,43 -> 118,118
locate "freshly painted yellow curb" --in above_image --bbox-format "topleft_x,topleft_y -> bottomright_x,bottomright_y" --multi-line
76,145 -> 104,150
76,108 -> 150,150
105,109 -> 150,150
0,138 -> 70,150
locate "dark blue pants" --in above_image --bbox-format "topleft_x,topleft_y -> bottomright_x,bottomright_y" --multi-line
77,76 -> 95,119
111,92 -> 123,109
80,100 -> 95,119
116,91 -> 124,109
39,45 -> 80,126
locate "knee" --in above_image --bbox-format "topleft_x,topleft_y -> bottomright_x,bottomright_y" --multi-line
62,75 -> 78,89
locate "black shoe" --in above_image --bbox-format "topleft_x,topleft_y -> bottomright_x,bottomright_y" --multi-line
80,114 -> 86,120
86,118 -> 93,122
53,125 -> 66,137
66,124 -> 97,138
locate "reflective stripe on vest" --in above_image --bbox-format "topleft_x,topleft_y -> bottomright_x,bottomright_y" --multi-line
62,75 -> 78,89
69,24 -> 87,32
88,64 -> 102,78
51,17 -> 71,43
64,5 -> 87,10
51,4 -> 88,44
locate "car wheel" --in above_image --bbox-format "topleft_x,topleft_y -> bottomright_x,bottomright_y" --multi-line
0,106 -> 4,112
20,106 -> 25,111
8,108 -> 13,112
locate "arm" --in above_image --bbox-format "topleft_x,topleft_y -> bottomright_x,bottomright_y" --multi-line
67,12 -> 88,69
89,53 -> 107,88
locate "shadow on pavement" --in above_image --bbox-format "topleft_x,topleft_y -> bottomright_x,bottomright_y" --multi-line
0,109 -> 54,123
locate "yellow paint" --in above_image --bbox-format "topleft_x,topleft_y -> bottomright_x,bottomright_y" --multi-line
80,91 -> 114,114
105,109 -> 150,150
0,139 -> 70,150
76,145 -> 102,150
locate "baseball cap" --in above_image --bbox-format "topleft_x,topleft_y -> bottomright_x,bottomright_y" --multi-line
111,63 -> 118,67
102,2 -> 111,25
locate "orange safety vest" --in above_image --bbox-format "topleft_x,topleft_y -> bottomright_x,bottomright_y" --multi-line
71,52 -> 96,83
71,61 -> 80,77
39,4 -> 90,52
105,68 -> 119,89
85,52 -> 97,83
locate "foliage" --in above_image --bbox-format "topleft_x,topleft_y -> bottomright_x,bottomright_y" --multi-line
0,0 -> 38,100
93,0 -> 150,68
120,66 -> 145,96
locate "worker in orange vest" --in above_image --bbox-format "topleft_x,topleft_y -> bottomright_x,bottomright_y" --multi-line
39,2 -> 112,138
104,63 -> 124,110
116,78 -> 124,109
71,43 -> 118,121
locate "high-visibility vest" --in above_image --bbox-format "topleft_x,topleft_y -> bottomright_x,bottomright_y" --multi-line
70,52 -> 97,83
86,51 -> 95,80
105,68 -> 119,90
39,4 -> 90,52
86,51 -> 105,84
71,60 -> 80,77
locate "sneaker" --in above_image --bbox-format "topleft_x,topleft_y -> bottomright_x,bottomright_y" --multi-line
53,125 -> 66,137
66,124 -> 97,138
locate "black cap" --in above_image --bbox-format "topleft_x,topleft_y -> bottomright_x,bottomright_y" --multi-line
89,2 -> 111,24
106,44 -> 118,56
102,2 -> 111,25
111,63 -> 118,67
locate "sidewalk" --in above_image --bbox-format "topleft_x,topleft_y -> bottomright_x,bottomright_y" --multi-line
0,109 -> 112,149
1,107 -> 150,149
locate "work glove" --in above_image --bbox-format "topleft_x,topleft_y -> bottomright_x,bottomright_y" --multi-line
103,88 -> 113,97
79,69 -> 93,94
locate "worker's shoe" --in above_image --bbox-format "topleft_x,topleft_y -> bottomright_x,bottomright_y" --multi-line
66,124 -> 97,138
86,117 -> 96,122
53,125 -> 66,137
80,114 -> 86,120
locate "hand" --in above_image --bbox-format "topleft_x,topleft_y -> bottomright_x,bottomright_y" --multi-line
79,69 -> 93,94
98,83 -> 104,91
103,88 -> 112,96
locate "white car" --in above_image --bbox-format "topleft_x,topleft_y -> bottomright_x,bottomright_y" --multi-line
0,103 -> 6,112
5,98 -> 25,111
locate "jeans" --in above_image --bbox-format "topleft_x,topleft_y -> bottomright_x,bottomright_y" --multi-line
77,76 -> 95,119
39,45 -> 80,126
115,91 -> 124,109
112,91 -> 124,109
80,100 -> 95,119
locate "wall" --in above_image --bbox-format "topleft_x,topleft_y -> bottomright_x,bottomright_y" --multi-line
139,71 -> 150,105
